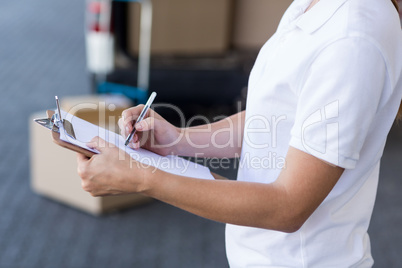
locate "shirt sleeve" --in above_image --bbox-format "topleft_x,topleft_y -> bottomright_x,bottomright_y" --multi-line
289,37 -> 387,169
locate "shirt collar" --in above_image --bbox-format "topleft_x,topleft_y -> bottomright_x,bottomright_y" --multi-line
296,0 -> 349,34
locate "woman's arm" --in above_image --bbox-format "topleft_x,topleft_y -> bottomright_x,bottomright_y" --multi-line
77,139 -> 344,233
120,107 -> 245,158
177,111 -> 245,158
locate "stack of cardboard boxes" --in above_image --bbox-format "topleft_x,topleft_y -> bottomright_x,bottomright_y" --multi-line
127,0 -> 293,54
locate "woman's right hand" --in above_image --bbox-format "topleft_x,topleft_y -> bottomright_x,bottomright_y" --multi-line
118,105 -> 182,156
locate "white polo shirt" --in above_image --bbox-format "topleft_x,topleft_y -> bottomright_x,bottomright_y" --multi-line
226,0 -> 402,267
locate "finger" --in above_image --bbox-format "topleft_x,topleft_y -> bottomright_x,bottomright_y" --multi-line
86,136 -> 108,152
77,152 -> 89,163
76,153 -> 89,178
130,141 -> 140,150
118,117 -> 133,138
125,125 -> 133,138
135,117 -> 155,132
133,133 -> 139,143
122,105 -> 145,124
118,118 -> 125,137
127,137 -> 140,149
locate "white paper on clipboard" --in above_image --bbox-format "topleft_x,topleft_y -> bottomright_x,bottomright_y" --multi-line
59,110 -> 214,180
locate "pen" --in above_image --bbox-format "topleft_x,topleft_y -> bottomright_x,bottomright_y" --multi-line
124,92 -> 157,146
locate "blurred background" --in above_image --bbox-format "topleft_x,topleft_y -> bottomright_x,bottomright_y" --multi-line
0,0 -> 401,267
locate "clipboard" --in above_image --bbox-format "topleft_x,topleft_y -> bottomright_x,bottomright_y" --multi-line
35,110 -> 96,158
33,96 -> 220,181
34,96 -> 96,158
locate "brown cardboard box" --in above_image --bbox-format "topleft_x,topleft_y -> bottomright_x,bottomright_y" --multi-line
30,95 -> 152,215
127,0 -> 232,55
60,94 -> 131,129
232,0 -> 293,50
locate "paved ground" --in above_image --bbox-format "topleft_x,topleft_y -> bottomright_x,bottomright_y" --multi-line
0,1 -> 401,267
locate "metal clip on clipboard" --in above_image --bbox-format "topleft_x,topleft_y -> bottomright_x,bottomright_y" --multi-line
34,96 -> 96,158
34,96 -> 76,140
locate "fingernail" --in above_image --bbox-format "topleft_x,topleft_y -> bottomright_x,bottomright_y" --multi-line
136,123 -> 143,130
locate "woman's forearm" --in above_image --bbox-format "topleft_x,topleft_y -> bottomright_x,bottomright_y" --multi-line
78,140 -> 343,233
139,146 -> 343,233
176,111 -> 245,158
143,169 -> 295,232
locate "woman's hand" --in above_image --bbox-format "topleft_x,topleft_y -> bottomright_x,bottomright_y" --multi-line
76,137 -> 151,197
118,105 -> 182,156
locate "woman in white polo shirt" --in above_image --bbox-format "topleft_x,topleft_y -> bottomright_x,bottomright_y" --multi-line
77,0 -> 402,266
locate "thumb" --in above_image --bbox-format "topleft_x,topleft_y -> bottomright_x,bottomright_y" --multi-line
86,136 -> 108,152
135,117 -> 156,132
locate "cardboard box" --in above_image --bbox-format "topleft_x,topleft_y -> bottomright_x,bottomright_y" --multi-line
30,95 -> 153,215
60,94 -> 132,129
232,0 -> 293,50
127,0 -> 232,55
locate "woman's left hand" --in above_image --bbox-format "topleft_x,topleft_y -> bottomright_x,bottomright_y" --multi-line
76,137 -> 149,197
